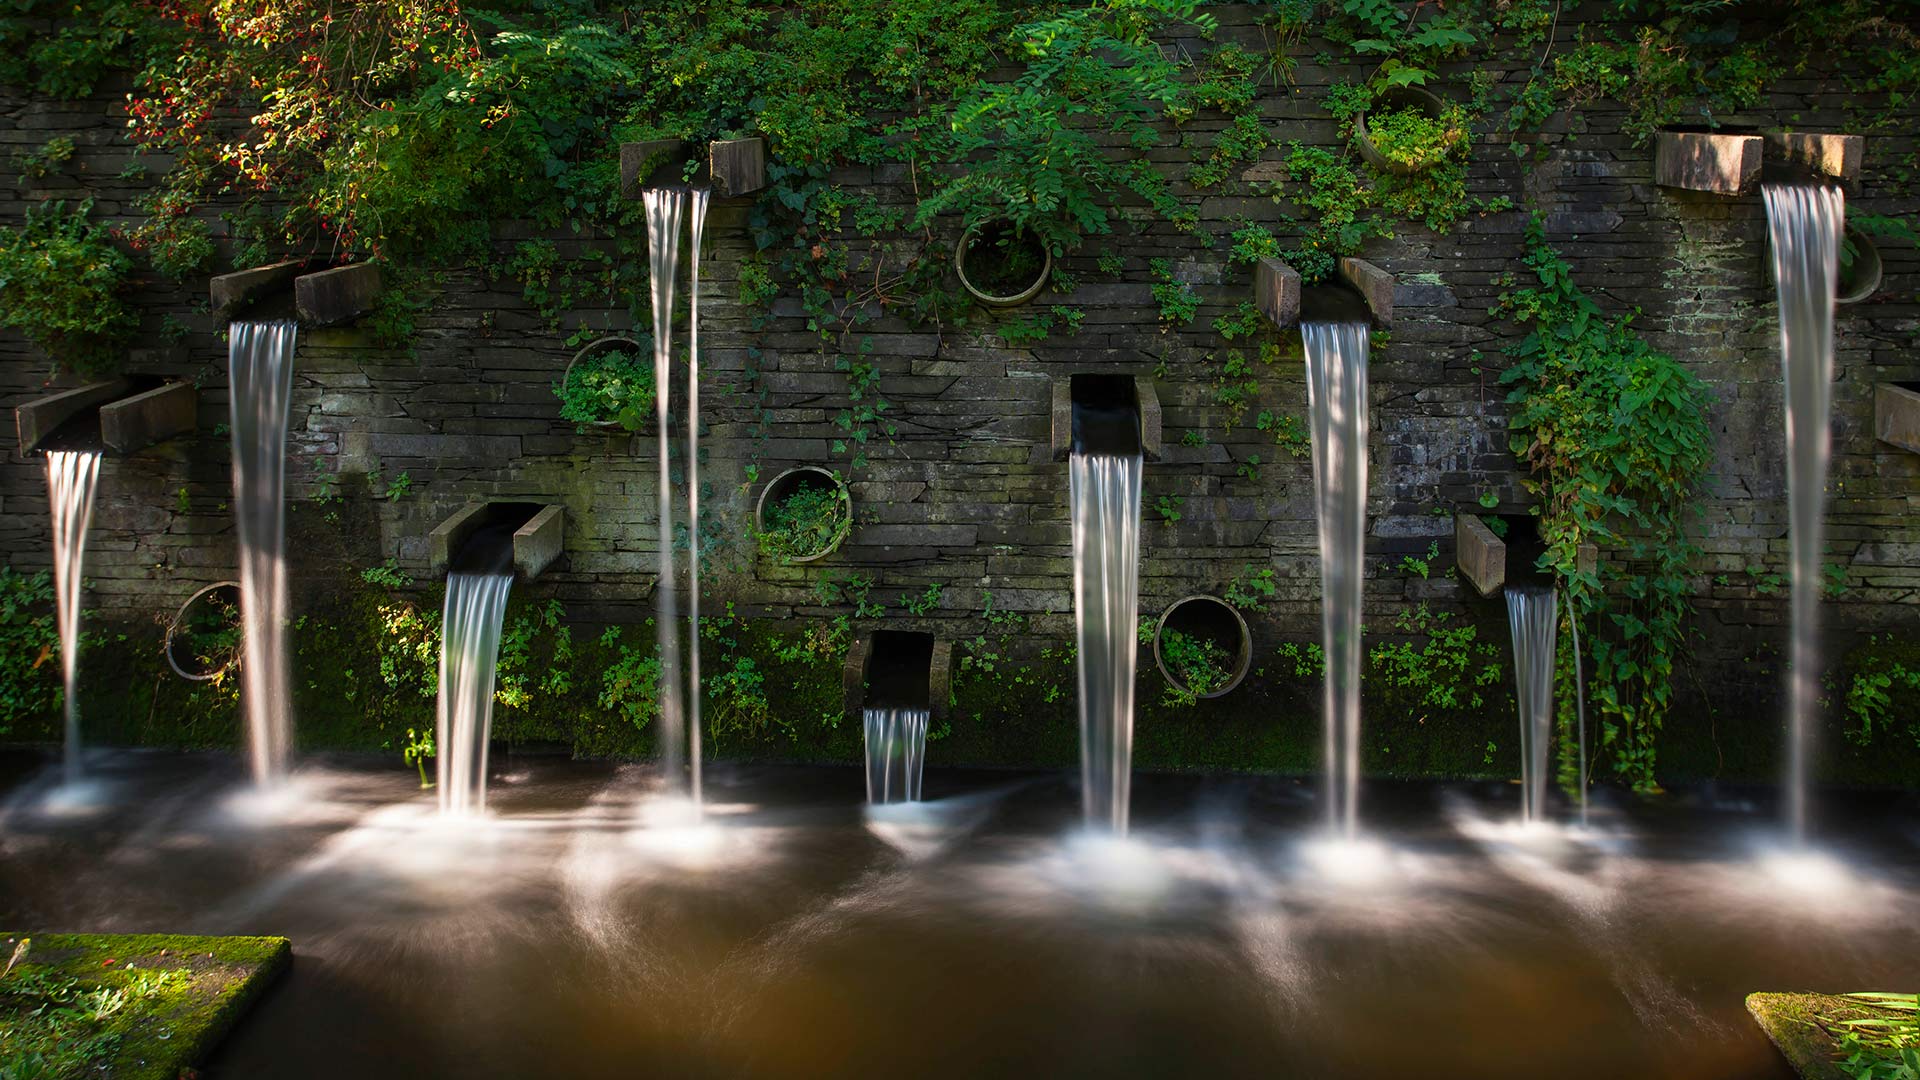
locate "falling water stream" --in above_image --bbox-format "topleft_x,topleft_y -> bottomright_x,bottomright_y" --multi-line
1763,183 -> 1843,844
436,534 -> 514,816
862,707 -> 929,804
1070,450 -> 1143,833
46,450 -> 101,786
1505,585 -> 1557,823
1303,321 -> 1370,837
642,187 -> 711,808
229,320 -> 298,786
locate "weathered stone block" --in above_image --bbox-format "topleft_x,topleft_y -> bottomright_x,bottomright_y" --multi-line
1764,131 -> 1864,181
427,502 -> 489,578
513,503 -> 566,580
14,379 -> 129,453
99,381 -> 196,454
1456,513 -> 1505,598
295,263 -> 382,327
619,139 -> 688,197
210,260 -> 304,323
709,137 -> 767,197
1337,257 -> 1394,327
1255,258 -> 1301,330
1874,383 -> 1920,455
1654,130 -> 1762,195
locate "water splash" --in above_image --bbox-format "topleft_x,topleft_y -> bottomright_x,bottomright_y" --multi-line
229,320 -> 298,785
1762,183 -> 1843,844
1070,451 -> 1142,833
1303,321 -> 1370,836
1506,584 -> 1557,823
437,564 -> 512,816
45,450 -> 101,786
862,707 -> 929,804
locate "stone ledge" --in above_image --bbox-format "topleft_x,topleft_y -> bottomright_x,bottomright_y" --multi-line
99,381 -> 196,454
1337,257 -> 1394,327
1874,383 -> 1920,454
1764,131 -> 1864,182
1457,513 -> 1506,597
1255,257 -> 1301,329
209,260 -> 304,323
14,379 -> 129,453
710,137 -> 767,197
295,263 -> 382,327
1654,130 -> 1763,195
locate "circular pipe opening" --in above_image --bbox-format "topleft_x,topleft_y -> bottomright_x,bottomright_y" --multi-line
954,221 -> 1052,308
1354,86 -> 1456,176
560,335 -> 653,430
754,466 -> 853,564
1838,225 -> 1882,305
165,582 -> 243,682
1152,595 -> 1253,700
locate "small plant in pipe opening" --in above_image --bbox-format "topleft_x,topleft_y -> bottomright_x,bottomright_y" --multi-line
757,475 -> 852,564
1158,628 -> 1233,707
1329,81 -> 1469,175
557,339 -> 656,432
171,589 -> 243,684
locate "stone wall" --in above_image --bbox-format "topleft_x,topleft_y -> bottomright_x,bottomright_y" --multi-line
2,6 -> 1916,774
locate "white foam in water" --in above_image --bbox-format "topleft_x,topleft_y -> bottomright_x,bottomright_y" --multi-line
863,706 -> 929,804
1762,183 -> 1843,844
1506,585 -> 1558,823
229,320 -> 298,786
437,569 -> 513,816
1069,451 -> 1142,833
1303,322 -> 1370,836
45,449 -> 100,786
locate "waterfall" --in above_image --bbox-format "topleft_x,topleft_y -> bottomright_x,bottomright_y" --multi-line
1070,451 -> 1142,833
229,320 -> 298,785
642,187 -> 711,807
1304,321 -> 1370,837
436,541 -> 514,816
46,449 -> 101,786
1506,585 -> 1557,823
863,706 -> 929,804
1763,183 -> 1843,844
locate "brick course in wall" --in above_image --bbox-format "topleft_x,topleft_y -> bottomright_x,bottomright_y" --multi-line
2,7 -> 1916,765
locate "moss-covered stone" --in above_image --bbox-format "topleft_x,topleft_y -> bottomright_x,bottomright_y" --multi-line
0,931 -> 290,1080
1745,991 -> 1887,1080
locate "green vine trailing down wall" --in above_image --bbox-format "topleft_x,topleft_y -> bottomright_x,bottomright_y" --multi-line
1495,217 -> 1713,796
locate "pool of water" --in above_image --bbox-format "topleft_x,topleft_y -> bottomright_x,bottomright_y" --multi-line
2,751 -> 1914,1078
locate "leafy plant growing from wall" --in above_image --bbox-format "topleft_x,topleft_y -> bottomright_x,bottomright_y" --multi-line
556,346 -> 656,432
0,567 -> 60,737
910,0 -> 1206,256
0,199 -> 136,376
759,482 -> 853,564
1496,217 -> 1712,796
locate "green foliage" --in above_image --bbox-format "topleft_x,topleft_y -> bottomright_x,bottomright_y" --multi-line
758,482 -> 852,563
0,937 -> 192,1079
1367,603 -> 1503,717
1148,258 -> 1202,329
901,584 -> 944,617
1256,410 -> 1310,458
557,346 -> 656,432
0,566 -> 59,736
1227,222 -> 1283,267
1497,217 -> 1712,794
597,626 -> 662,734
1158,627 -> 1231,706
494,600 -> 572,710
1823,994 -> 1920,1080
1001,305 -> 1084,345
1399,540 -> 1440,580
1223,565 -> 1278,610
1275,143 -> 1391,283
11,136 -> 73,183
1365,97 -> 1468,172
1154,494 -> 1185,524
402,726 -> 435,788
0,199 -> 136,376
1179,42 -> 1270,188
911,0 -> 1204,255
1842,637 -> 1920,751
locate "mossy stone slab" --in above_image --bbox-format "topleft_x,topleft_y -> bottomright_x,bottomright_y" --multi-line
2,931 -> 291,1080
1746,991 -> 1882,1080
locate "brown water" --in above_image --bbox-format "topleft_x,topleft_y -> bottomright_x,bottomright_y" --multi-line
1,751 -> 1914,1079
